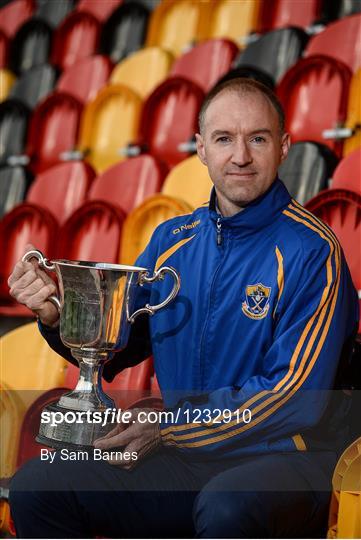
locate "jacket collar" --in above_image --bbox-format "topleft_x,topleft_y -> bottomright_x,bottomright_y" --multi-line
208,178 -> 292,233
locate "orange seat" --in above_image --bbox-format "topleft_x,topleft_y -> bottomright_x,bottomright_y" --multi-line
26,92 -> 83,174
110,47 -> 173,99
344,68 -> 361,156
78,84 -> 142,173
278,55 -> 352,158
120,194 -> 193,264
170,38 -> 238,92
51,11 -> 101,71
146,0 -> 211,56
331,149 -> 361,194
205,0 -> 261,45
139,77 -> 204,169
57,55 -> 113,104
76,0 -> 123,22
88,155 -> 168,214
57,201 -> 126,263
305,14 -> 361,73
0,69 -> 16,101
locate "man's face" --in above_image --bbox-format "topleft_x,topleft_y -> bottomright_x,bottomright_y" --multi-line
196,89 -> 290,215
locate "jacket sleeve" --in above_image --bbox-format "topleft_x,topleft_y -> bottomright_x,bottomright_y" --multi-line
38,230 -> 161,381
159,238 -> 359,455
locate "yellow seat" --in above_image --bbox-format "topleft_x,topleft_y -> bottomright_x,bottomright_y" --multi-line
120,194 -> 193,264
328,437 -> 361,539
146,0 -> 212,56
0,499 -> 12,536
78,84 -> 142,173
344,68 -> 361,157
110,47 -> 174,99
162,154 -> 213,209
206,0 -> 261,46
0,381 -> 25,478
0,69 -> 16,102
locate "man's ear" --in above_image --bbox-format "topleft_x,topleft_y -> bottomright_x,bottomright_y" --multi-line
280,132 -> 291,163
195,133 -> 207,166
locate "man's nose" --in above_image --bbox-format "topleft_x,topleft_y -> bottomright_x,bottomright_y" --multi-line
231,140 -> 252,166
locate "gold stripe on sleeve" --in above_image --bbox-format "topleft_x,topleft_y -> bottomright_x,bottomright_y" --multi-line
155,235 -> 196,271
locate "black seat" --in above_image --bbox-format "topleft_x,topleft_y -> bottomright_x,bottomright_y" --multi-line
323,0 -> 361,21
0,166 -> 30,218
9,18 -> 52,75
8,64 -> 56,109
35,0 -> 75,28
216,66 -> 275,90
278,142 -> 338,205
234,27 -> 309,85
99,2 -> 150,63
0,101 -> 29,164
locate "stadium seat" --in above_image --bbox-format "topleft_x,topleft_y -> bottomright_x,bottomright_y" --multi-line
77,0 -> 123,22
161,155 -> 213,208
88,155 -> 168,214
57,55 -> 113,104
0,100 -> 29,165
78,84 -> 142,173
8,63 -> 56,109
120,194 -> 193,264
0,204 -> 58,314
328,437 -> 361,538
57,200 -> 126,263
331,148 -> 361,194
0,69 -> 15,101
0,382 -> 24,479
306,189 -> 361,321
146,0 -> 211,56
9,18 -> 52,75
305,14 -> 361,73
333,0 -> 361,19
26,92 -> 82,174
138,77 -> 204,169
277,55 -> 352,157
51,11 -> 101,71
205,0 -> 261,45
0,29 -> 9,68
217,65 -> 275,89
234,27 -> 309,85
0,0 -> 34,38
110,47 -> 173,99
26,161 -> 96,223
99,2 -> 150,63
259,0 -> 323,32
170,38 -> 238,92
0,165 -> 29,218
35,0 -> 74,28
278,142 -> 338,204
344,68 -> 361,156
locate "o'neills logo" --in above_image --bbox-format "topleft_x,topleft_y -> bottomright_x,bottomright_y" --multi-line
173,220 -> 201,234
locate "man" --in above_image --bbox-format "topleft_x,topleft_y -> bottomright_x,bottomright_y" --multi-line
8,78 -> 359,538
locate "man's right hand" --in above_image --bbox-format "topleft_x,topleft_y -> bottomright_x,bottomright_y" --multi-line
8,243 -> 60,327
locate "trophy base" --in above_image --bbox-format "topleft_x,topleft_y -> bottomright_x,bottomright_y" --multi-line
37,401 -> 116,450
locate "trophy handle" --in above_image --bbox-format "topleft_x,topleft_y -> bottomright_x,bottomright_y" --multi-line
22,249 -> 61,312
128,266 -> 180,324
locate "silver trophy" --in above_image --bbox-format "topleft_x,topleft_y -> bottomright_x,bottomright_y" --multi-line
22,249 -> 180,450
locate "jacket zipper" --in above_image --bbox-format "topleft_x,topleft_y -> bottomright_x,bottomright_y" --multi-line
216,217 -> 222,246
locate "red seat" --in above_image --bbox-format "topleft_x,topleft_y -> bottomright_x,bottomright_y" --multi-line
305,14 -> 361,73
306,189 -> 361,324
51,12 -> 101,71
0,0 -> 34,38
331,148 -> 361,194
139,77 -> 204,169
278,55 -> 352,157
26,93 -> 83,174
57,200 -> 126,263
88,155 -> 168,214
170,38 -> 238,92
27,161 -> 96,223
0,30 -> 9,68
56,55 -> 113,104
76,0 -> 123,22
259,0 -> 322,31
0,204 -> 58,315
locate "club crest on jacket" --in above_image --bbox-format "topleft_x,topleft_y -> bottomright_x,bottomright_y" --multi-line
242,284 -> 271,320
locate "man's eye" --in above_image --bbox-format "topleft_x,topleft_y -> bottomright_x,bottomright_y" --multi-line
216,136 -> 230,143
252,136 -> 266,143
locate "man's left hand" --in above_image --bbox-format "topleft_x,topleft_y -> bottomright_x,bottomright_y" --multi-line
93,408 -> 161,469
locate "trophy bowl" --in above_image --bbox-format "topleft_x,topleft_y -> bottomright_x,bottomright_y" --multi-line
22,250 -> 180,450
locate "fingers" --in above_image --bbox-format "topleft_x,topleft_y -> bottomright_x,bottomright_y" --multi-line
94,425 -> 136,450
107,439 -> 140,470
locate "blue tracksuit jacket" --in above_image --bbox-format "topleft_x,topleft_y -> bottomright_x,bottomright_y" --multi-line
40,179 -> 359,458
